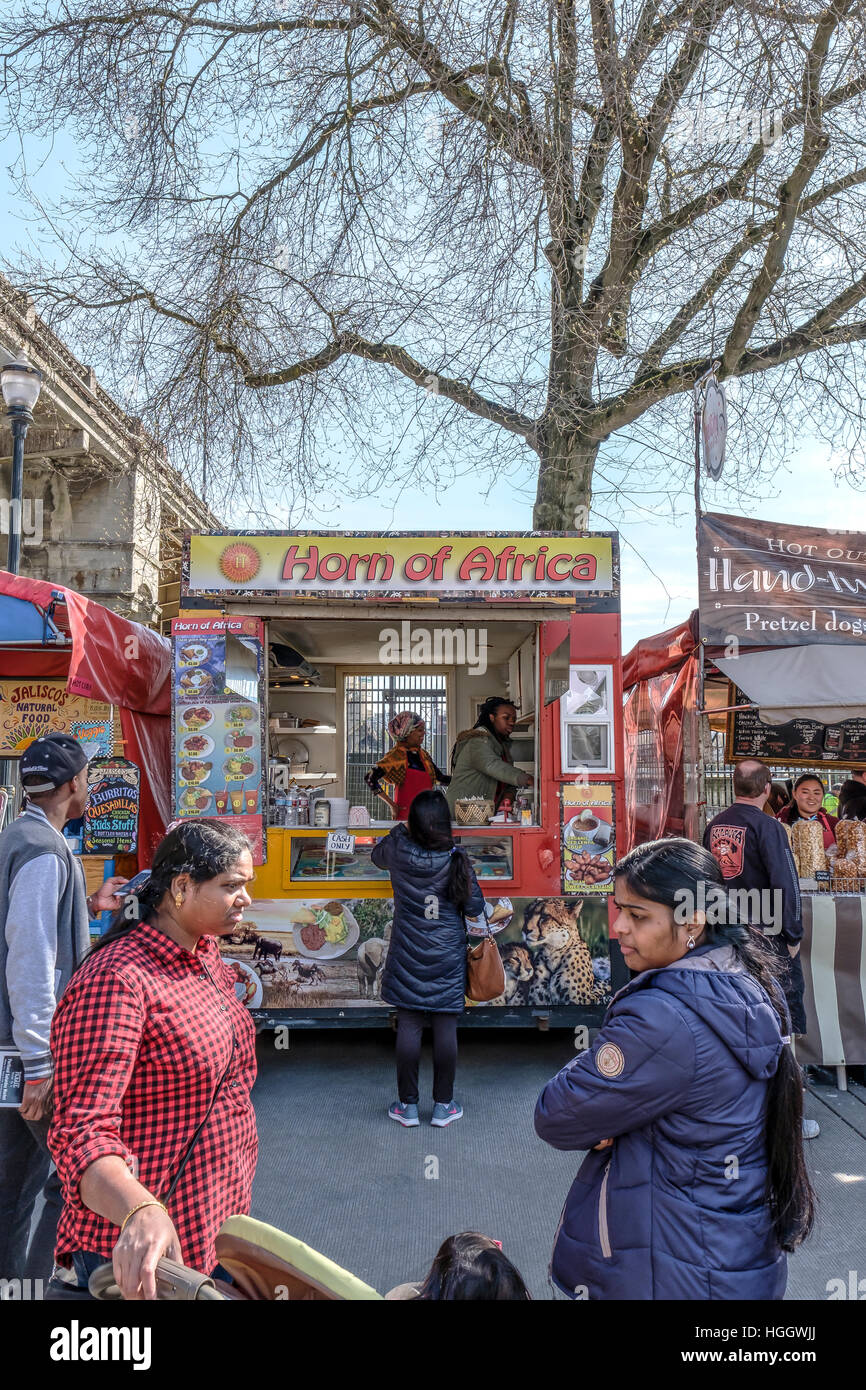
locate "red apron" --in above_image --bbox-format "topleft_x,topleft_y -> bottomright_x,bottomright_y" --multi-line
394,764 -> 433,821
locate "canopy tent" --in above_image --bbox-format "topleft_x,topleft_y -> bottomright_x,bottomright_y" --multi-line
0,571 -> 172,865
715,644 -> 866,725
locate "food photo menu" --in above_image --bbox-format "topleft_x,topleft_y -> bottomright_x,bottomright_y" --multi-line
171,616 -> 265,862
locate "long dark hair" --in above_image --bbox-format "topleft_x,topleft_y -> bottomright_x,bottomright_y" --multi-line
416,1233 -> 531,1300
614,837 -> 815,1252
407,789 -> 474,913
84,819 -> 252,961
786,773 -> 826,825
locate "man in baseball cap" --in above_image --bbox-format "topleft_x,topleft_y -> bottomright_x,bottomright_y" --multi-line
0,734 -> 127,1283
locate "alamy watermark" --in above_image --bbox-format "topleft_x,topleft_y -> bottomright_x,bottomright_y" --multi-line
379,621 -> 487,676
0,498 -> 43,546
673,882 -> 782,934
671,103 -> 783,149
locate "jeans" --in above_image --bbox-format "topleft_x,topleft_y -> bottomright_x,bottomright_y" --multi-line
0,1107 -> 63,1283
395,1010 -> 459,1105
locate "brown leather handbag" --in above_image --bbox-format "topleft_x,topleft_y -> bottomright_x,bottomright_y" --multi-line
465,928 -> 506,1003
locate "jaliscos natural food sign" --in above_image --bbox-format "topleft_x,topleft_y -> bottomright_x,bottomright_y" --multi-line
186,533 -> 615,597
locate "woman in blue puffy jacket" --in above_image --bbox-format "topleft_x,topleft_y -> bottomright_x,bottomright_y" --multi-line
371,790 -> 483,1130
535,839 -> 815,1300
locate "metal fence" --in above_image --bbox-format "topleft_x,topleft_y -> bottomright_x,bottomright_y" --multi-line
344,673 -> 448,815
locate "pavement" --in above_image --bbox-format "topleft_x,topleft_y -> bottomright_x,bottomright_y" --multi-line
249,1029 -> 866,1300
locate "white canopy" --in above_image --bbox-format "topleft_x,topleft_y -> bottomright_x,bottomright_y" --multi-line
715,644 -> 866,724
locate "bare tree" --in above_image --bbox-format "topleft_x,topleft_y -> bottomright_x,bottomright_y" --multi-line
2,0 -> 866,525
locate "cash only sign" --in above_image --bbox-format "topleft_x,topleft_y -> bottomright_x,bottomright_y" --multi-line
698,513 -> 866,647
186,532 -> 616,599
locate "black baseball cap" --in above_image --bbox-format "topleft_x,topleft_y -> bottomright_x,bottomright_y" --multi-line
20,734 -> 88,792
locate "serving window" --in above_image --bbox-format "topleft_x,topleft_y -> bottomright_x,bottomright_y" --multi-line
288,834 -> 390,883
455,835 -> 515,880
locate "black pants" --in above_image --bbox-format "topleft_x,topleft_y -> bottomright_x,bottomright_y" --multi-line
0,1108 -> 62,1283
395,1010 -> 459,1105
761,932 -> 807,1036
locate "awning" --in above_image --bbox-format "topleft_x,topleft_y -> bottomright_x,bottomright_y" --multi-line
714,644 -> 866,724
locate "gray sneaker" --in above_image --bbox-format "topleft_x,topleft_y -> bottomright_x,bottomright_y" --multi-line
389,1101 -> 419,1127
431,1100 -> 463,1127
802,1117 -> 820,1140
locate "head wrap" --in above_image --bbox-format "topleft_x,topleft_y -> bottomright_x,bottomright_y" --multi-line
388,710 -> 425,743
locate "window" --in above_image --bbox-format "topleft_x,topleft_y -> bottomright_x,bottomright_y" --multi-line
344,673 -> 448,814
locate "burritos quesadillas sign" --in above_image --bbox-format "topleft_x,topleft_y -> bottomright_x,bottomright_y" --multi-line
699,514 -> 866,647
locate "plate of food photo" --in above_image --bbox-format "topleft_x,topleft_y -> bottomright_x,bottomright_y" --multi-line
292,903 -> 360,960
466,898 -> 513,936
222,957 -> 263,1008
178,787 -> 214,814
181,706 -> 214,732
223,756 -> 256,781
225,731 -> 257,752
178,759 -> 213,786
179,668 -> 214,694
179,733 -> 214,759
225,704 -> 258,727
178,642 -> 210,668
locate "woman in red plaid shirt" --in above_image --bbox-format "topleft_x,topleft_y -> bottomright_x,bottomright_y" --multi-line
47,820 -> 257,1300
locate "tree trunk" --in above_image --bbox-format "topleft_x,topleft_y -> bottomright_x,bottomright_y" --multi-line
532,432 -> 601,530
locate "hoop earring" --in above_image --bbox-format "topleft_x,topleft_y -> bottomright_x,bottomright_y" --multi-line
686,934 -> 696,950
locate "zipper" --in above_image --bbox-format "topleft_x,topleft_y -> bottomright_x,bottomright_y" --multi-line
598,1161 -> 612,1259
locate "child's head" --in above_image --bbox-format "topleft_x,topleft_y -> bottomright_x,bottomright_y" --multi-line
388,711 -> 426,748
408,788 -> 452,850
417,1232 -> 531,1300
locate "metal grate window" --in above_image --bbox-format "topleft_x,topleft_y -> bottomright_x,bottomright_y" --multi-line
344,673 -> 448,815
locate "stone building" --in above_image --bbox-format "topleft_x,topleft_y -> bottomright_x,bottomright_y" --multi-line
0,276 -> 218,629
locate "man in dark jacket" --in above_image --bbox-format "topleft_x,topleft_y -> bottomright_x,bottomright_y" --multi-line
704,758 -> 817,1139
0,735 -> 126,1283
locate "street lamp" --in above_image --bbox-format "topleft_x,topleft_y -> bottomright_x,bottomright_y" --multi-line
2,349 -> 43,574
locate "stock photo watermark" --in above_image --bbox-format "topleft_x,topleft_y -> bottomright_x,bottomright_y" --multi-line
379,621 -> 488,676
0,497 -> 43,546
671,103 -> 783,150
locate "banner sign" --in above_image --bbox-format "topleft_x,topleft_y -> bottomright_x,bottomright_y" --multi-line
83,757 -> 140,854
702,380 -> 727,481
699,513 -> 866,647
561,784 -> 615,895
185,532 -> 616,600
171,617 -> 266,864
0,680 -> 120,756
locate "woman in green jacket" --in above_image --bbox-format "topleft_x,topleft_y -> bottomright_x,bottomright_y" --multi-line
446,697 -> 533,815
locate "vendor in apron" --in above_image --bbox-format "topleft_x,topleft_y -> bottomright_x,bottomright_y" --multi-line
365,712 -> 451,820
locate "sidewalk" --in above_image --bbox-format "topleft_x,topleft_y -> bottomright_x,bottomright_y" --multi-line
250,1031 -> 866,1300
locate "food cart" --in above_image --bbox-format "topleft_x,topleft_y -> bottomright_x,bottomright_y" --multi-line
176,531 -> 628,1029
622,513 -> 866,1077
0,571 -> 172,914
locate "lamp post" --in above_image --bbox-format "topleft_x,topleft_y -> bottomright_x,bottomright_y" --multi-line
2,350 -> 43,574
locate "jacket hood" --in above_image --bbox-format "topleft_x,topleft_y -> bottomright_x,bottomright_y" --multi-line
388,820 -> 452,869
452,726 -> 510,750
617,944 -> 785,1080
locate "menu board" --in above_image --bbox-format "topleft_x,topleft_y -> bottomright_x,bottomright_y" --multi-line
83,757 -> 140,854
561,784 -> 615,895
726,684 -> 866,768
171,616 -> 266,862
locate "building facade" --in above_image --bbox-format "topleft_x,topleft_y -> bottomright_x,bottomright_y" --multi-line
0,276 -> 217,628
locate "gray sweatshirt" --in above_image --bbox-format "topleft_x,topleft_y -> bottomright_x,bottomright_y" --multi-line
0,804 -> 92,1079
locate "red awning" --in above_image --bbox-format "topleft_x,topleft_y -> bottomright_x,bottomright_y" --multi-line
0,571 -> 171,714
622,611 -> 699,690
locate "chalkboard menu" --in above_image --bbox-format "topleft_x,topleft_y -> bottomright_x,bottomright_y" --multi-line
83,758 -> 140,854
726,685 -> 866,768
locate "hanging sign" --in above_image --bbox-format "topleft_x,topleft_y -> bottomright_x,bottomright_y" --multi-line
83,757 -> 140,855
0,680 -> 120,755
702,379 -> 727,481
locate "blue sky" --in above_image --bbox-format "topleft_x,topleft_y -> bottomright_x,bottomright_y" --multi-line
4,127 -> 864,656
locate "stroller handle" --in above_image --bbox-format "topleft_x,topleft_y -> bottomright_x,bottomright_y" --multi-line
89,1259 -> 227,1301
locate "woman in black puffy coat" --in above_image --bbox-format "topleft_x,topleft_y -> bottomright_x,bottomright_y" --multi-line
371,790 -> 483,1129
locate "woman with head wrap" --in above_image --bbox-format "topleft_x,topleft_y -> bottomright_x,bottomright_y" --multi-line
365,711 -> 450,821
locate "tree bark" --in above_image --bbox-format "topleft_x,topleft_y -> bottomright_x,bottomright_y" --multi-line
532,431 -> 601,530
